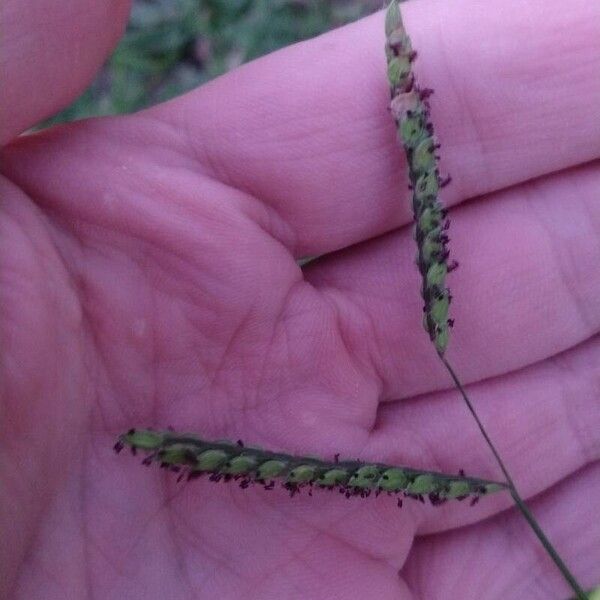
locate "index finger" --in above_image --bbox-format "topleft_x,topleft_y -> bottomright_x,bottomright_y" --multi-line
149,0 -> 600,257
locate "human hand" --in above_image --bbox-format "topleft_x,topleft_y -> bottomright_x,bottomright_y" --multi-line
1,0 -> 599,598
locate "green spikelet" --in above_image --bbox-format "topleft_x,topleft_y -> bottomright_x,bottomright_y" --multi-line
115,428 -> 507,506
385,1 -> 455,355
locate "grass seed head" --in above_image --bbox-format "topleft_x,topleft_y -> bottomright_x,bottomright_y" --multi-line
116,429 -> 507,504
385,0 -> 454,355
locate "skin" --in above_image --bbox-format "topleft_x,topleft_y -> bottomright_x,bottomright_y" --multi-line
1,0 -> 599,598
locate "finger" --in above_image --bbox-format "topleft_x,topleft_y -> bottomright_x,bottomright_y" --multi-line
0,0 -> 131,145
148,0 -> 600,256
304,160 -> 600,397
368,332 -> 600,534
403,461 -> 600,599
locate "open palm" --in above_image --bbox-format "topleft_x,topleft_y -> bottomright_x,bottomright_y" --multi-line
1,1 -> 599,598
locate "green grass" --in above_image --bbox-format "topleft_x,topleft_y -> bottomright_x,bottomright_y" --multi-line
48,0 -> 378,126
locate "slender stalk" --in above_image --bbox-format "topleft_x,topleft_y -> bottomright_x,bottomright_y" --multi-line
441,357 -> 588,600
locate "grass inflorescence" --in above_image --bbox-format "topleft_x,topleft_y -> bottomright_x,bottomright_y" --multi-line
385,0 -> 455,356
384,2 -> 589,597
115,428 -> 506,506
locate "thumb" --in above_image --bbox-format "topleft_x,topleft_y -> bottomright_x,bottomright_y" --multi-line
0,0 -> 131,145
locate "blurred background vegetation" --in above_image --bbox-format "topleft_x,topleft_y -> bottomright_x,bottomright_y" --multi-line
48,0 -> 379,126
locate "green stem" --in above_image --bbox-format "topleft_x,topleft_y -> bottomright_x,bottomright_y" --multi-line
440,356 -> 588,600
